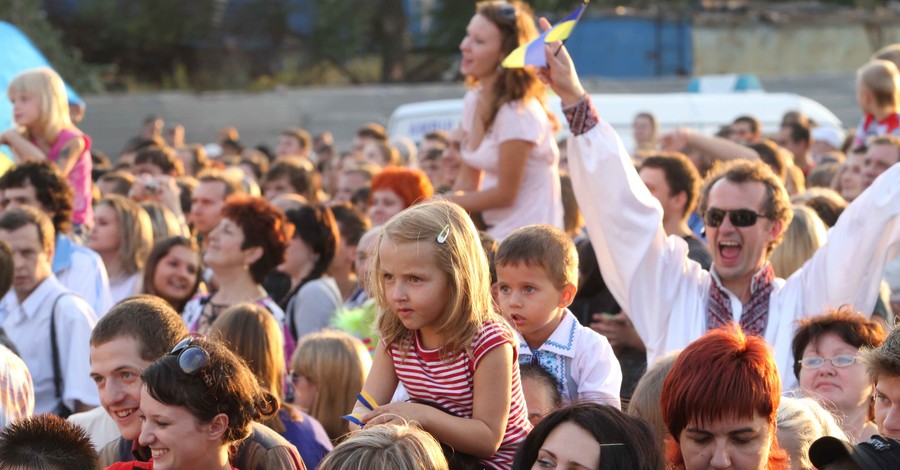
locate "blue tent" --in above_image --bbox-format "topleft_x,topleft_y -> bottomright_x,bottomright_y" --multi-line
0,21 -> 83,160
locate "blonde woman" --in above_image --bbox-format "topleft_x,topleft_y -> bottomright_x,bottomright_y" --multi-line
319,422 -> 448,470
626,351 -> 680,450
290,329 -> 372,442
776,397 -> 849,470
770,205 -> 828,279
210,304 -> 334,468
88,194 -> 153,304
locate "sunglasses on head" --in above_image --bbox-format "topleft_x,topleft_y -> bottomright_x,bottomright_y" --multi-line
704,208 -> 769,228
496,3 -> 516,22
169,336 -> 213,387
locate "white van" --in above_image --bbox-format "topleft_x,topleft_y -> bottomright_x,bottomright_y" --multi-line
387,92 -> 843,151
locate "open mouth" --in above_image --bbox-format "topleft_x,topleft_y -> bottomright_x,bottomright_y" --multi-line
717,240 -> 741,264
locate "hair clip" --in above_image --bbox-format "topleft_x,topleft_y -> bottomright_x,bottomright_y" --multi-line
437,224 -> 451,244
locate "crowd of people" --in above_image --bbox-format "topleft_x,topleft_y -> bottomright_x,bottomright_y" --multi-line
4,0 -> 900,468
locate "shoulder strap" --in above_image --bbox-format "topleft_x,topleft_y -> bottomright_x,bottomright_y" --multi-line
49,293 -> 69,400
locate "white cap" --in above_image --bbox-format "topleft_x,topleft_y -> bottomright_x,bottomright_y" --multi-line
811,126 -> 846,150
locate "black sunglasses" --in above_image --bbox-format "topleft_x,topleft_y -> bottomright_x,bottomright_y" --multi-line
704,208 -> 769,228
169,336 -> 213,387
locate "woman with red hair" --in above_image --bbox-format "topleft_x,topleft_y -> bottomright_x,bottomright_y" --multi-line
367,167 -> 434,226
181,195 -> 296,362
662,325 -> 789,470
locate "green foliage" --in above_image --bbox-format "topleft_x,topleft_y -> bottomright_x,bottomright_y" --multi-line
0,0 -> 104,92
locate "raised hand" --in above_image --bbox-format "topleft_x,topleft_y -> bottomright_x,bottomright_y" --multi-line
535,17 -> 586,106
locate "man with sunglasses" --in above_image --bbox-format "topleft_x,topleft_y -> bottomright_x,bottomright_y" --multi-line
91,296 -> 306,469
540,35 -> 900,391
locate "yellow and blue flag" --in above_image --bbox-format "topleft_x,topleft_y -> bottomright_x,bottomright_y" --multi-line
502,2 -> 588,68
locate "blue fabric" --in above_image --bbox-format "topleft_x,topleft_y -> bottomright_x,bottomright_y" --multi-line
279,409 -> 332,469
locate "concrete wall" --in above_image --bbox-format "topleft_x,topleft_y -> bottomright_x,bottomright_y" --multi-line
693,20 -> 900,76
80,83 -> 466,158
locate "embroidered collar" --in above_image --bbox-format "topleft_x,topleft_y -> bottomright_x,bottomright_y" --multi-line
518,309 -> 579,359
710,263 -> 774,298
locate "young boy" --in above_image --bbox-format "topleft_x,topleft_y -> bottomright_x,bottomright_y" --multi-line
853,59 -> 900,149
495,224 -> 623,408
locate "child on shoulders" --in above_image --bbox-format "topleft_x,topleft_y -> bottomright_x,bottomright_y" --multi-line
495,224 -> 623,408
853,60 -> 900,149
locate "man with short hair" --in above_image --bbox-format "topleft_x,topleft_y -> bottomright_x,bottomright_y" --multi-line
0,207 -> 98,414
558,67 -> 900,391
277,128 -> 313,160
638,153 -> 712,269
0,414 -> 97,469
352,123 -> 387,154
863,135 -> 900,190
333,166 -> 375,204
263,158 -> 315,202
778,121 -> 815,175
91,296 -> 306,469
859,326 -> 900,439
189,170 -> 243,243
0,162 -> 112,315
729,115 -> 762,144
132,145 -> 183,177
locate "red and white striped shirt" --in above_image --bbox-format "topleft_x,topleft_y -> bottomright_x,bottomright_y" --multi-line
388,320 -> 531,470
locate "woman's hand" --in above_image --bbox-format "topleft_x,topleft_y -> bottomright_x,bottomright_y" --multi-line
536,17 -> 586,106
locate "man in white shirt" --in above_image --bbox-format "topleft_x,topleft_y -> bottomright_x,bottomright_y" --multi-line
540,40 -> 900,390
0,162 -> 112,315
0,206 -> 99,414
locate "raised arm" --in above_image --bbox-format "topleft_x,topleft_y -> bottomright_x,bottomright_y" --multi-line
663,127 -> 759,162
536,17 -> 708,359
784,162 -> 900,317
1,129 -> 47,164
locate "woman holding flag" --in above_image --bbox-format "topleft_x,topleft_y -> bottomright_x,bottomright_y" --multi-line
449,0 -> 564,241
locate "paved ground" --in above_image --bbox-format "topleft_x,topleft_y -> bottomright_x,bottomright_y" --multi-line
80,72 -> 861,157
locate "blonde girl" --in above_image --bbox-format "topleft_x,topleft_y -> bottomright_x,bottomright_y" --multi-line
2,67 -> 93,232
291,329 -> 372,443
355,200 -> 531,469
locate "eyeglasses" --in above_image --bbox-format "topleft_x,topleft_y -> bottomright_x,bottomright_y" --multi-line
169,336 -> 213,387
797,355 -> 857,369
704,208 -> 769,228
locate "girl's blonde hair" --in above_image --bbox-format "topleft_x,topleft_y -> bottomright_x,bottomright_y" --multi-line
7,67 -> 72,140
769,205 -> 827,279
290,330 -> 372,442
469,1 -> 559,133
318,422 -> 448,470
209,303 -> 292,433
373,200 -> 497,359
98,195 -> 154,275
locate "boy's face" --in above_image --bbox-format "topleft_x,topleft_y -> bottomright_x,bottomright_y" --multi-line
875,375 -> 900,439
90,336 -> 153,441
495,262 -> 574,348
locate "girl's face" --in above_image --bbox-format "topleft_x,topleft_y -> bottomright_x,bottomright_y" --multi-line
153,245 -> 200,305
459,13 -> 505,81
679,414 -> 772,470
10,91 -> 41,128
88,204 -> 121,254
204,218 -> 249,269
368,189 -> 406,227
291,371 -> 317,412
532,421 -> 600,470
378,239 -> 450,348
799,332 -> 871,416
138,387 -> 222,470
